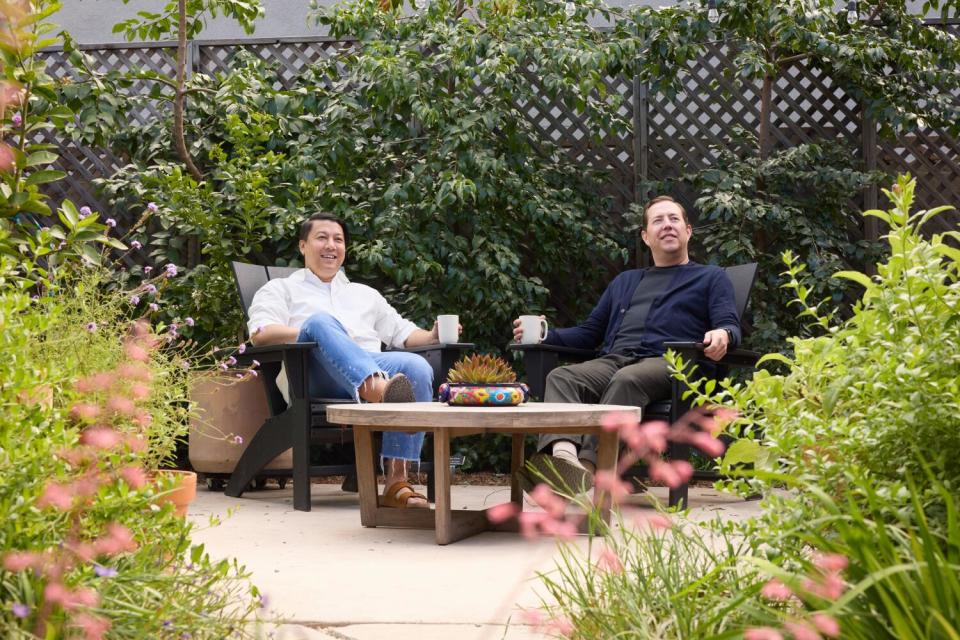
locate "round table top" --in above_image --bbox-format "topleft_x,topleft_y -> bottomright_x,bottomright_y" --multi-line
324,401 -> 641,429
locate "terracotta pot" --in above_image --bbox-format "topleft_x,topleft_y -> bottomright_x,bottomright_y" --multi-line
154,469 -> 197,517
188,375 -> 291,474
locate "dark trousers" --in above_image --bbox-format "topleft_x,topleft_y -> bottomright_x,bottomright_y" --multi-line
537,354 -> 672,465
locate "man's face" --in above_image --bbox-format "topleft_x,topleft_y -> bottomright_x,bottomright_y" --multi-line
299,220 -> 346,282
641,201 -> 692,266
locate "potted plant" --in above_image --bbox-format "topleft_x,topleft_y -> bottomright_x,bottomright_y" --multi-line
438,354 -> 529,406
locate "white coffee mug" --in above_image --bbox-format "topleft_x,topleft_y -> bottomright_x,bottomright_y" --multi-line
518,315 -> 548,345
437,314 -> 459,344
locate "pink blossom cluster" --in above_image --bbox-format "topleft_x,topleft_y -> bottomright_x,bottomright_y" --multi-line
522,608 -> 575,638
0,319 -> 164,638
748,553 -> 848,639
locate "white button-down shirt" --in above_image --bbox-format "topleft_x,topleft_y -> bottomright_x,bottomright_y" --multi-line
246,268 -> 418,351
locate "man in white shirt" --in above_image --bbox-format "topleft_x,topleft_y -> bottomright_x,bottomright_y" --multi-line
248,213 -> 451,508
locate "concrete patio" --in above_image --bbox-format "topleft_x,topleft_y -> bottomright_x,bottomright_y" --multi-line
188,482 -> 763,639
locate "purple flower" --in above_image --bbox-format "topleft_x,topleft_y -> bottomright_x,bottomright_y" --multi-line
233,435 -> 244,445
235,373 -> 243,378
58,241 -> 66,249
185,317 -> 195,327
94,564 -> 118,578
149,303 -> 159,312
180,633 -> 192,639
11,112 -> 22,126
249,370 -> 259,377
164,263 -> 178,278
169,323 -> 178,335
238,343 -> 247,354
259,594 -> 269,609
86,322 -> 97,332
163,620 -> 173,628
130,295 -> 140,306
131,240 -> 142,250
144,284 -> 157,295
219,363 -> 228,371
252,360 -> 260,367
226,356 -> 237,366
143,266 -> 152,275
147,202 -> 158,213
105,218 -> 117,228
79,206 -> 92,218
11,603 -> 29,618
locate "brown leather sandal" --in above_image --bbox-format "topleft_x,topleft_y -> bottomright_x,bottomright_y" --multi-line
381,480 -> 429,508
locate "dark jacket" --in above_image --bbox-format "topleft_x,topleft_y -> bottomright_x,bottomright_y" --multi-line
545,262 -> 741,355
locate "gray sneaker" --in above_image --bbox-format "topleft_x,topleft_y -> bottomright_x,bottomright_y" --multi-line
517,453 -> 594,495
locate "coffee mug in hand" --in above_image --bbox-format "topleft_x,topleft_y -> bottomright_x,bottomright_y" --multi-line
518,315 -> 548,345
437,314 -> 459,344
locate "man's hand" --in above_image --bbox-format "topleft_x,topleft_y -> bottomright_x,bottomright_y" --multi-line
429,319 -> 463,343
702,328 -> 729,361
512,315 -> 546,344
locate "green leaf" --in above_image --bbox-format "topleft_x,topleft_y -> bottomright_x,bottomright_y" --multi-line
25,169 -> 66,186
832,270 -> 874,289
722,439 -> 761,467
24,151 -> 59,167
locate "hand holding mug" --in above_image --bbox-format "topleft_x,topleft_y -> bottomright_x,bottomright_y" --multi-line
436,314 -> 461,344
513,315 -> 548,344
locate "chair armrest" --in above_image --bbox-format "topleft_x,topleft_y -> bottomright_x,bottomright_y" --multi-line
398,342 -> 475,354
662,342 -> 762,368
217,342 -> 317,366
388,343 -> 477,391
507,343 -> 599,359
507,343 -> 599,400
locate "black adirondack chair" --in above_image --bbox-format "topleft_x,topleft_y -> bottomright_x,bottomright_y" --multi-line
224,262 -> 473,511
509,263 -> 761,508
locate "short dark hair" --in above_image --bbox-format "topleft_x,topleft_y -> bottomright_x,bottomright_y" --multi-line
642,196 -> 689,228
299,213 -> 350,245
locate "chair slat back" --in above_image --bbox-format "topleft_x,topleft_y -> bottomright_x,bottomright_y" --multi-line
265,265 -> 300,281
231,262 -> 270,319
723,263 -> 758,321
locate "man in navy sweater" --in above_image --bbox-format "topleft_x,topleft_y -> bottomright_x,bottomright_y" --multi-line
512,196 -> 741,492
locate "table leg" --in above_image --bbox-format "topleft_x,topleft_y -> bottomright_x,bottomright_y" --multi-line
510,433 -> 524,505
594,429 -> 618,525
353,426 -> 378,528
433,428 -> 453,545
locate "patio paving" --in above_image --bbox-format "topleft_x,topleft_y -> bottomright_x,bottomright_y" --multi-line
188,481 -> 763,639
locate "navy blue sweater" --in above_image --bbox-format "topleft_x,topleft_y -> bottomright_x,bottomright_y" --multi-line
545,262 -> 741,355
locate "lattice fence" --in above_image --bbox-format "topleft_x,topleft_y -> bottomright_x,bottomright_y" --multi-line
37,29 -> 960,247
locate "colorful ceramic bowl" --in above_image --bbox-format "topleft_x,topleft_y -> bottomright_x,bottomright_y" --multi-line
437,382 -> 530,406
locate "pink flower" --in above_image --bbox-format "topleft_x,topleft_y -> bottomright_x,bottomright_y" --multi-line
238,343 -> 247,354
539,517 -> 578,541
813,553 -> 848,573
232,434 -> 244,445
80,427 -> 122,449
594,470 -> 631,503
645,513 -> 673,530
69,403 -> 101,422
79,206 -> 92,218
544,615 -> 575,637
486,501 -> 520,524
600,410 -> 636,432
521,609 -> 545,626
11,111 -> 22,126
689,431 -> 726,457
132,411 -> 152,428
638,421 -> 669,453
105,218 -> 116,228
72,612 -> 111,640
802,572 -> 846,600
94,523 -> 137,556
106,396 -> 136,415
784,621 -> 821,640
811,613 -> 840,638
531,484 -> 566,519
648,459 -> 680,487
597,546 -> 624,574
64,587 -> 99,609
130,383 -> 150,399
744,628 -> 784,640
125,343 -> 149,362
37,483 -> 73,510
3,551 -> 38,572
43,582 -> 68,605
86,322 -> 97,332
518,511 -> 546,540
760,578 -> 793,601
131,240 -> 142,250
119,466 -> 147,489
147,202 -> 158,213
185,317 -> 194,327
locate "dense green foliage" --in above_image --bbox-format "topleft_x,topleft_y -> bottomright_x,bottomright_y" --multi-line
77,0 -> 632,350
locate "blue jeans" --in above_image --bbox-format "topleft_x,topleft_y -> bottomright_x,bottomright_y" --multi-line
297,312 -> 433,462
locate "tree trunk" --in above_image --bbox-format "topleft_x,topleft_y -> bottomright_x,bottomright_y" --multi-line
758,73 -> 773,161
174,0 -> 203,181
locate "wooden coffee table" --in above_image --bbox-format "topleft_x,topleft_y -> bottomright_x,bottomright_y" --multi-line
325,402 -> 641,545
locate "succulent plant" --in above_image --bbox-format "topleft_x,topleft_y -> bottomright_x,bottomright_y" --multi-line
446,354 -> 517,384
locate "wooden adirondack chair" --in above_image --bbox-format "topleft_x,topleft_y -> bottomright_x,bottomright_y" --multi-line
509,263 -> 761,507
223,262 -> 473,511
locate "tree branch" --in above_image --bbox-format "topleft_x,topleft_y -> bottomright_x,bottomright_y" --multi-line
174,0 -> 203,181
